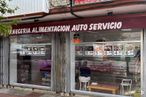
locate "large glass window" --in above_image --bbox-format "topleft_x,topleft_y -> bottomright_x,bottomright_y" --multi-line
10,33 -> 52,87
71,30 -> 141,96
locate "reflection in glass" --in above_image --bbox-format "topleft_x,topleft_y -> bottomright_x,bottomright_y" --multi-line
10,34 -> 52,86
73,30 -> 141,96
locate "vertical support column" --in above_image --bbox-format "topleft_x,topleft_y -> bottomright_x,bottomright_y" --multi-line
3,37 -> 9,86
65,32 -> 71,93
143,29 -> 146,97
1,37 -> 9,87
52,32 -> 67,93
0,38 -> 3,85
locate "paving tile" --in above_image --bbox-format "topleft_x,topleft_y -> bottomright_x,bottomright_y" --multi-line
0,92 -> 44,97
24,92 -> 43,97
0,89 -> 10,93
40,94 -> 62,97
0,93 -> 20,97
7,89 -> 31,96
0,88 -> 102,97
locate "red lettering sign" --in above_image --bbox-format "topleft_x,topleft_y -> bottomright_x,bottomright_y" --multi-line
74,0 -> 99,5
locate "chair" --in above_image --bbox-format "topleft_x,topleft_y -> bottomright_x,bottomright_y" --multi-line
120,79 -> 132,95
79,76 -> 90,90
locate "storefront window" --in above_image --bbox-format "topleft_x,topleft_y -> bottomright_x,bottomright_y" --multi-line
10,34 -> 52,87
71,30 -> 141,96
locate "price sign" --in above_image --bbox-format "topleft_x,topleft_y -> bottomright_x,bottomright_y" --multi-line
20,45 -> 46,56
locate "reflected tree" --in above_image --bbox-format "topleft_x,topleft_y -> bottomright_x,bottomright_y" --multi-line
0,0 -> 17,36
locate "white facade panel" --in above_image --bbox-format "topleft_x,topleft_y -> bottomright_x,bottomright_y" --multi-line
5,0 -> 49,17
50,0 -> 69,8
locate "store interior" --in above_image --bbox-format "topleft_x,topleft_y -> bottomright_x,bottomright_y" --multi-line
73,30 -> 141,96
16,45 -> 52,86
10,34 -> 52,87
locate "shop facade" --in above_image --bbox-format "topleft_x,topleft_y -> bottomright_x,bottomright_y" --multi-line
3,13 -> 146,97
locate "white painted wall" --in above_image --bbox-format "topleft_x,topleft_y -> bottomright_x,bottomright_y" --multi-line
50,0 -> 69,8
5,0 -> 49,17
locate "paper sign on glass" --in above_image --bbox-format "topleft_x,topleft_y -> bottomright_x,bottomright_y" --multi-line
93,44 -> 104,56
104,44 -> 112,56
113,44 -> 123,56
124,43 -> 134,56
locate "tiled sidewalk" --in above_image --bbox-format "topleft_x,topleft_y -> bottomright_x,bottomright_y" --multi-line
0,92 -> 43,97
0,88 -> 43,97
0,93 -> 19,97
0,88 -> 93,97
